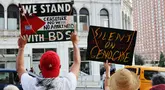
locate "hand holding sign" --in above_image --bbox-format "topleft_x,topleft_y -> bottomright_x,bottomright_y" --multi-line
18,36 -> 27,49
71,31 -> 79,45
104,60 -> 111,71
86,26 -> 137,65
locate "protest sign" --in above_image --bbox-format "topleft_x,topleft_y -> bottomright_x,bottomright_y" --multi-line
86,26 -> 137,65
19,2 -> 74,43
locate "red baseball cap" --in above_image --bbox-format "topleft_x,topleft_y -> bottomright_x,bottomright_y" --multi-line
40,51 -> 61,78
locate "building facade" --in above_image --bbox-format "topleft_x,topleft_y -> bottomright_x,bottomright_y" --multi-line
133,0 -> 165,64
0,0 -> 132,87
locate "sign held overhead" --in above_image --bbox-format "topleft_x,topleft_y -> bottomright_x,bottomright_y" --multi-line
86,26 -> 137,65
19,2 -> 74,43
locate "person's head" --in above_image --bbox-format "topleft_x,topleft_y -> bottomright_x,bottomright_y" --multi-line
40,51 -> 61,78
30,67 -> 33,70
151,73 -> 165,86
3,85 -> 19,90
150,84 -> 165,90
30,67 -> 34,72
110,67 -> 116,76
109,69 -> 140,90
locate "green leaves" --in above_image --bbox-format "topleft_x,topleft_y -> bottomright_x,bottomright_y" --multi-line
158,52 -> 165,67
135,54 -> 144,65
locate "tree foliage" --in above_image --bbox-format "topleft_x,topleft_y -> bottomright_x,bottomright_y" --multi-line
158,52 -> 165,67
135,54 -> 144,65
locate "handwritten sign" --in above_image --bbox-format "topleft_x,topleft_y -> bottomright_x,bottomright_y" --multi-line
86,26 -> 137,65
19,2 -> 74,43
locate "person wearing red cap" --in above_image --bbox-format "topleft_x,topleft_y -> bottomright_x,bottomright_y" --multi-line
16,31 -> 81,90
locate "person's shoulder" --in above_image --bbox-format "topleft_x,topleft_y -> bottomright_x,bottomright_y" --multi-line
62,72 -> 77,89
59,72 -> 77,82
21,72 -> 36,82
21,73 -> 29,78
67,72 -> 77,78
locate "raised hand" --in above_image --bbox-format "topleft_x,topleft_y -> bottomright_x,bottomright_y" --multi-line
18,36 -> 27,49
71,31 -> 79,45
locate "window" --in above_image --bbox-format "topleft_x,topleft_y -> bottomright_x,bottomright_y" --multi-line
144,70 -> 165,80
144,70 -> 158,80
0,49 -> 18,54
73,8 -> 77,23
0,64 -> 5,68
100,9 -> 109,27
0,72 -> 10,84
79,8 -> 89,31
122,12 -> 125,29
125,14 -> 127,29
128,17 -> 131,29
7,49 -> 18,54
69,48 -> 91,75
0,4 -> 4,29
73,8 -> 77,30
7,4 -> 19,30
32,48 -> 56,61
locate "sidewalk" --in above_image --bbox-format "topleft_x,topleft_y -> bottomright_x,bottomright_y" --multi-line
76,87 -> 102,90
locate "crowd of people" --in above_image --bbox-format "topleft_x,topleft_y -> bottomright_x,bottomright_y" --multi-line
2,31 -> 165,90
103,60 -> 165,90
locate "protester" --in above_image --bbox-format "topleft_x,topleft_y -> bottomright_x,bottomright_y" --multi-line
100,66 -> 105,89
103,60 -> 111,90
102,63 -> 116,90
3,85 -> 19,90
104,60 -> 140,90
29,67 -> 35,73
110,67 -> 116,76
149,73 -> 165,90
150,84 -> 165,90
151,73 -> 165,86
16,31 -> 81,90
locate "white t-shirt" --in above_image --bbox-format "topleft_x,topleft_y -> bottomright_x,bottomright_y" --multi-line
21,72 -> 77,90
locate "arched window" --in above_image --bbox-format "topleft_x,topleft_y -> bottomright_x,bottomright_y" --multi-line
0,4 -> 4,29
100,9 -> 109,27
7,4 -> 19,30
122,12 -> 125,29
79,8 -> 89,31
73,8 -> 77,29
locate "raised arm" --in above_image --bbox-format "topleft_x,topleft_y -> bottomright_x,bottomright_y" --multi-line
104,60 -> 111,90
16,36 -> 27,79
70,31 -> 81,80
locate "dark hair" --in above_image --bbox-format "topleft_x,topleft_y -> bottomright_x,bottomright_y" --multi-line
152,73 -> 165,86
110,67 -> 116,73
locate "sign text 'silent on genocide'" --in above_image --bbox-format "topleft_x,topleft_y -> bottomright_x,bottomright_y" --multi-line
19,2 -> 74,43
86,26 -> 137,65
